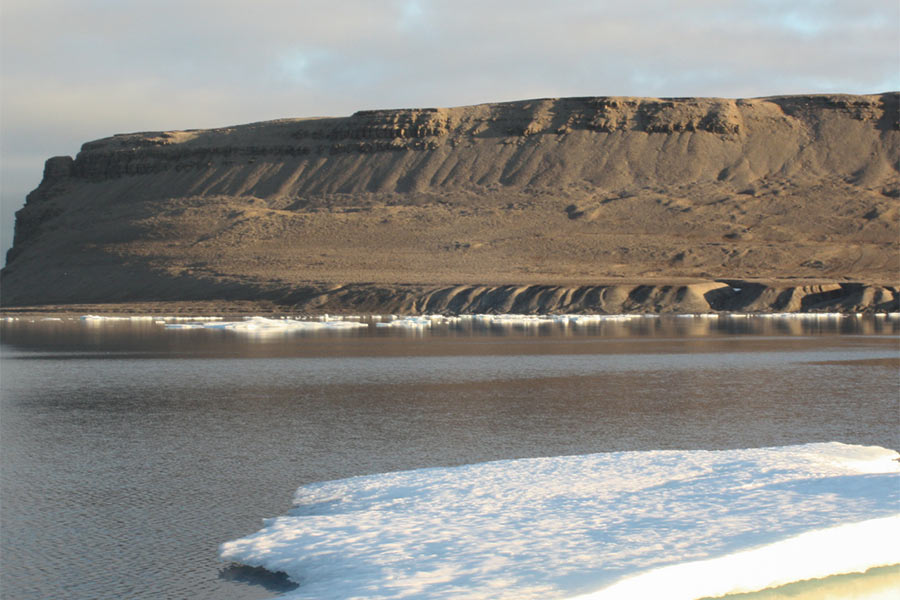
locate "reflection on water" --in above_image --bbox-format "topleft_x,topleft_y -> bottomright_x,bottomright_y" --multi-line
1,313 -> 898,359
1,315 -> 898,600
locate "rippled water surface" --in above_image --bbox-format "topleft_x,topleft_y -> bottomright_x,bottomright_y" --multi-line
1,315 -> 898,599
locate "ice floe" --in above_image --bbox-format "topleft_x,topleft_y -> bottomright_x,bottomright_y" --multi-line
220,443 -> 900,600
164,316 -> 369,333
0,311 -> 887,334
81,314 -> 157,321
375,313 -> 649,329
80,314 -> 224,322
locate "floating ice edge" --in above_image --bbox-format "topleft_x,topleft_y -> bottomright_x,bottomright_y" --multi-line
2,312 -> 899,324
41,312 -> 896,332
219,442 -> 900,600
567,515 -> 900,600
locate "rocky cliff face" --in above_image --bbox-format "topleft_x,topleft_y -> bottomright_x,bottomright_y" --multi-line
2,94 -> 898,312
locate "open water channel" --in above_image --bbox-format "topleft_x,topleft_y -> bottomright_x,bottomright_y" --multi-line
1,314 -> 897,599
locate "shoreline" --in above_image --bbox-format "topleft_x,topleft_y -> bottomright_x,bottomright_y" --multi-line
1,279 -> 897,318
3,305 -> 899,318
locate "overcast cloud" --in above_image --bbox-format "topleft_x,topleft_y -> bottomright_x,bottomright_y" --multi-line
1,0 -> 898,261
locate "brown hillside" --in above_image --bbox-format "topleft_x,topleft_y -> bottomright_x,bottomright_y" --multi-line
2,94 -> 898,312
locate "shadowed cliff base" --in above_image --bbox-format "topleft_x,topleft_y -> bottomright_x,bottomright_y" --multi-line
2,93 -> 898,313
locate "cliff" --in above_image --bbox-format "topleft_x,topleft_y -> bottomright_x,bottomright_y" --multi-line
2,93 -> 898,313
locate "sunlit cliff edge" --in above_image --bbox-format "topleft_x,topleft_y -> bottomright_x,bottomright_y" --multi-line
2,93 -> 898,313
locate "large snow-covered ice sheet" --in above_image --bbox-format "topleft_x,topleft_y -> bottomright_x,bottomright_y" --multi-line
220,443 -> 900,600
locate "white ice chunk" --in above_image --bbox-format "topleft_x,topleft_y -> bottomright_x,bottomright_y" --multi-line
162,316 -> 224,321
80,314 -> 158,321
376,316 -> 435,328
220,443 -> 900,600
164,316 -> 368,333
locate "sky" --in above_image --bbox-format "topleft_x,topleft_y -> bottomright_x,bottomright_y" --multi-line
1,0 -> 898,264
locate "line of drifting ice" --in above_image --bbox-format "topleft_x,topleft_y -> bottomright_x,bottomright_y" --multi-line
219,443 -> 900,600
374,313 -> 650,328
160,312 -> 900,332
163,315 -> 369,332
1,312 -> 898,325
81,314 -> 225,322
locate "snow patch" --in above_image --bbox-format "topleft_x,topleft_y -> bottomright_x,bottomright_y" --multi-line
220,443 -> 900,600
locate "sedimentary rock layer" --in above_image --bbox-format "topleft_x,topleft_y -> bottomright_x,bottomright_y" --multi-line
2,93 -> 898,311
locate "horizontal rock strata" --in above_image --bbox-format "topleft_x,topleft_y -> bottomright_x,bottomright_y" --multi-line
2,93 -> 898,312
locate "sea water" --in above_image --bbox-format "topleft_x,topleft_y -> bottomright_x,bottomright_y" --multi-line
1,315 -> 898,599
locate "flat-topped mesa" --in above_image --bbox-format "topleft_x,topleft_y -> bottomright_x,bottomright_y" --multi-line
3,93 -> 898,309
52,93 -> 897,185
